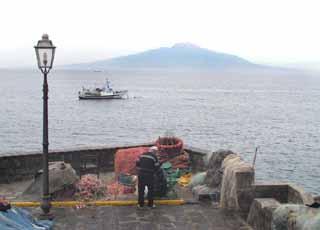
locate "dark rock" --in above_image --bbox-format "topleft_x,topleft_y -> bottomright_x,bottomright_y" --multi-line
314,195 -> 320,203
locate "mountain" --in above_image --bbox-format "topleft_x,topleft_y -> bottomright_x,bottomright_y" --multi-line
64,43 -> 257,70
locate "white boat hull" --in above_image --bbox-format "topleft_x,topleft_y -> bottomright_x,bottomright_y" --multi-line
79,90 -> 128,100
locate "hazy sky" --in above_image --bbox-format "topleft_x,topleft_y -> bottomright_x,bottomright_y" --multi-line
0,0 -> 319,68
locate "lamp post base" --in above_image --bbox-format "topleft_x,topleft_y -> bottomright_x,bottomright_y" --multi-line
39,199 -> 54,220
39,212 -> 54,220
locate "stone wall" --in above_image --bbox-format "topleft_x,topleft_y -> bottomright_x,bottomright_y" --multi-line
0,154 -> 43,182
247,183 -> 314,229
0,144 -> 206,183
0,143 -> 152,183
254,182 -> 314,205
254,183 -> 289,203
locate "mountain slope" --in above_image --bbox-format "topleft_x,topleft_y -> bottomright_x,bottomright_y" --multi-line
65,43 -> 256,70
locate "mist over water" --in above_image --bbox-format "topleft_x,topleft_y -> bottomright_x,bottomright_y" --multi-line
1,68 -> 320,194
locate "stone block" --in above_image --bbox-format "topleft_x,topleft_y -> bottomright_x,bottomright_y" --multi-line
237,188 -> 255,215
236,170 -> 255,189
254,183 -> 288,203
287,183 -> 314,205
247,198 -> 280,230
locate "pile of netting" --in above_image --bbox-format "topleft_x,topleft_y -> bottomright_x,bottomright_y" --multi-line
109,137 -> 191,199
156,136 -> 191,197
106,174 -> 137,199
155,137 -> 191,196
114,147 -> 149,176
75,174 -> 106,201
107,147 -> 149,198
155,136 -> 184,162
272,204 -> 320,229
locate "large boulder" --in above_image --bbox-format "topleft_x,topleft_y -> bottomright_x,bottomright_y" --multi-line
24,161 -> 78,198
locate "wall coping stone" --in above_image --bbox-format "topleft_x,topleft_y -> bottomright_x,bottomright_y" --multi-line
1,143 -> 209,158
0,143 -> 154,158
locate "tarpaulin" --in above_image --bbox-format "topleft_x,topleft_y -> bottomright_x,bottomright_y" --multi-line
178,173 -> 192,187
0,208 -> 53,230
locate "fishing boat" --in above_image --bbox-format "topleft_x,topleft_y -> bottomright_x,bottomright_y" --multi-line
78,79 -> 128,100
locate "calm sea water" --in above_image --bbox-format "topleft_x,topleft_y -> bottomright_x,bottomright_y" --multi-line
1,68 -> 320,194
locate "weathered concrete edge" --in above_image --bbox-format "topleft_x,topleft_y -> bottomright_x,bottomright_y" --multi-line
0,142 -> 154,157
0,143 -> 209,158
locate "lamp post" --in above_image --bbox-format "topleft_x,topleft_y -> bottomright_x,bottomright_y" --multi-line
34,34 -> 56,218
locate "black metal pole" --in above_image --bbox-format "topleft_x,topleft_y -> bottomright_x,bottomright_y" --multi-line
40,71 -> 52,217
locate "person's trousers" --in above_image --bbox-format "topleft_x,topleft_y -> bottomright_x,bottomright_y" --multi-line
138,173 -> 154,207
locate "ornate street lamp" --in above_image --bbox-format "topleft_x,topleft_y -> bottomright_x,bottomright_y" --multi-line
34,34 -> 56,218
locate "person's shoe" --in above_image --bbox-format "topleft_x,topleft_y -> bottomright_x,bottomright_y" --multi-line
137,204 -> 144,210
148,204 -> 156,209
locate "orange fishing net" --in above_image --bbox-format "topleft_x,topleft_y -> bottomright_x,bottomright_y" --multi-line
106,182 -> 135,198
114,147 -> 149,176
169,151 -> 190,169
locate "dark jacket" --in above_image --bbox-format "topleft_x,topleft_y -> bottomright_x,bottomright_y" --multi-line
136,152 -> 160,175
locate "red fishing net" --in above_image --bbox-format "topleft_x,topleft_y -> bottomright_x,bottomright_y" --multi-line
106,181 -> 135,197
169,151 -> 190,169
155,137 -> 184,161
75,174 -> 105,201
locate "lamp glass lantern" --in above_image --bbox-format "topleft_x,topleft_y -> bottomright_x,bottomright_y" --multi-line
34,34 -> 56,73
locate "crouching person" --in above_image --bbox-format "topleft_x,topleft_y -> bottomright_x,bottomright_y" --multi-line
136,146 -> 160,209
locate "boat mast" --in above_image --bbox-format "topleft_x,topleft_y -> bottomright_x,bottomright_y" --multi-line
106,78 -> 112,90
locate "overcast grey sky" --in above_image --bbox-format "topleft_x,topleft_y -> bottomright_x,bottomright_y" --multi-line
0,0 -> 319,68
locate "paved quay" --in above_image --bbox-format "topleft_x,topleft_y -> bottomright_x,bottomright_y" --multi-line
30,203 -> 251,230
1,180 -> 252,230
